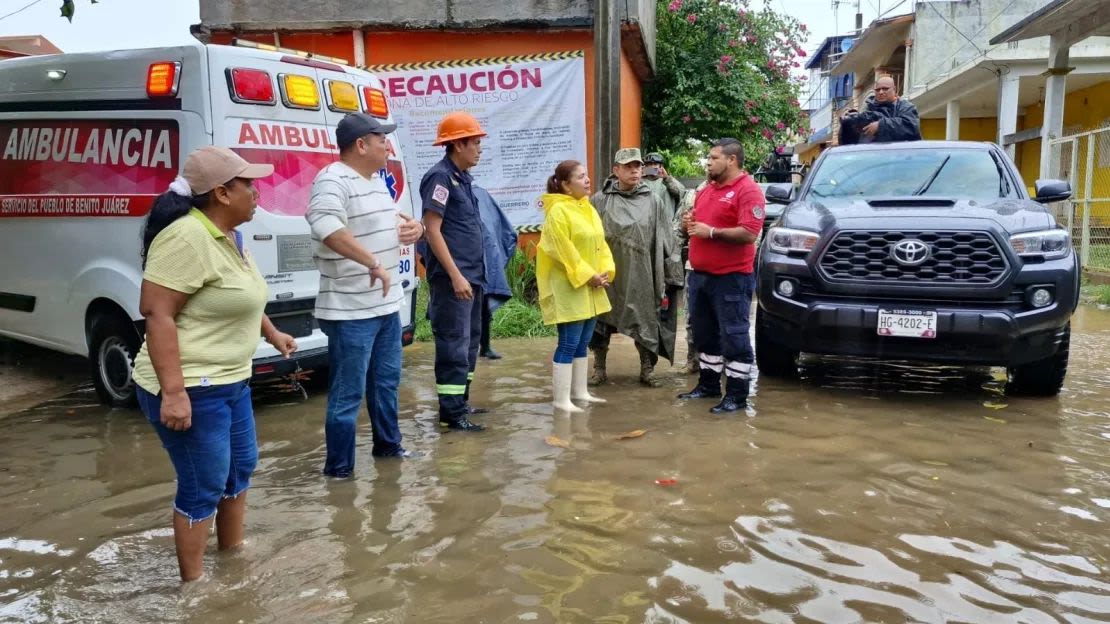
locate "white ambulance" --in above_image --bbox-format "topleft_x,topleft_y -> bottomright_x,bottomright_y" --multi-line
0,41 -> 420,406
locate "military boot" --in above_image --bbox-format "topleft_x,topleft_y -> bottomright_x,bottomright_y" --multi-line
677,367 -> 721,400
588,345 -> 608,386
637,343 -> 662,388
683,349 -> 699,375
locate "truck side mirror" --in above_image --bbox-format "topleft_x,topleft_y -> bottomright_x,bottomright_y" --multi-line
765,183 -> 793,205
1034,179 -> 1072,204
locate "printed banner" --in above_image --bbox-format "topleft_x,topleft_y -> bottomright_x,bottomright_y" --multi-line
368,51 -> 588,229
0,120 -> 179,217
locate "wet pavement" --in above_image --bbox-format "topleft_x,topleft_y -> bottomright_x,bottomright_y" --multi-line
1,307 -> 1108,623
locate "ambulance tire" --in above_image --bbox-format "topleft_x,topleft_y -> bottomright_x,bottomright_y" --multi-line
754,308 -> 798,379
89,313 -> 140,408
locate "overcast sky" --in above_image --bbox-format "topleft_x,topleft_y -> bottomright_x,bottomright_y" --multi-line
1,0 -> 896,56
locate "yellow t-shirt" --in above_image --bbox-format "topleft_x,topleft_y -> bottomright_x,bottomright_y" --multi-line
131,208 -> 268,394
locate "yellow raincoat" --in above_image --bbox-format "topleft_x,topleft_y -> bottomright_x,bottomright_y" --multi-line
536,193 -> 616,325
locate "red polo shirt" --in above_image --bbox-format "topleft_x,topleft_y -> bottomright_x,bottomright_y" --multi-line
688,173 -> 765,274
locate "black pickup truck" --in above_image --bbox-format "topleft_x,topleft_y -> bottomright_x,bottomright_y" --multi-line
756,141 -> 1079,396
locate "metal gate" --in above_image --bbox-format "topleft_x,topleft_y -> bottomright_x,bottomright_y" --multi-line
1047,127 -> 1110,271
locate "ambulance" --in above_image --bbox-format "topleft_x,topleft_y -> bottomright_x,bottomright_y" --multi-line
0,41 -> 420,406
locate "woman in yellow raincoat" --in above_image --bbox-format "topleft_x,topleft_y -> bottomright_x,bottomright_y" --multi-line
537,160 -> 616,412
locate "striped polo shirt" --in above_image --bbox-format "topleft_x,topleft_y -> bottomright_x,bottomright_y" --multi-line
306,161 -> 403,321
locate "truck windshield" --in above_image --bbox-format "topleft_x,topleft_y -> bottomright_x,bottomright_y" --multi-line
807,148 -> 1016,201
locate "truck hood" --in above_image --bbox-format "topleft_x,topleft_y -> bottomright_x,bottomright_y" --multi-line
779,197 -> 1057,234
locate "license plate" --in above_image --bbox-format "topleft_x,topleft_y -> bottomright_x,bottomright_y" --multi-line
877,309 -> 937,338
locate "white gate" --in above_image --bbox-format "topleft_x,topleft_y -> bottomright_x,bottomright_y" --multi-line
1046,128 -> 1110,270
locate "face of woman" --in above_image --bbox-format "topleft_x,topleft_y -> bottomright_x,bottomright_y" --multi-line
561,166 -> 591,199
214,178 -> 259,225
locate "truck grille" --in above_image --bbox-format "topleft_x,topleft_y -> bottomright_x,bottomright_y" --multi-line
819,231 -> 1007,285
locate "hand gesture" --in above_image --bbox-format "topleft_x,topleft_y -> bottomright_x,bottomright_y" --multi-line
161,388 -> 192,431
370,263 -> 391,297
863,121 -> 880,137
588,273 -> 610,288
451,274 -> 474,300
688,221 -> 712,239
266,331 -> 299,358
397,212 -> 423,245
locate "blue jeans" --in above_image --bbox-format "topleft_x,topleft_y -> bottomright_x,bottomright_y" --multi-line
319,313 -> 404,476
553,318 -> 596,364
137,381 -> 257,524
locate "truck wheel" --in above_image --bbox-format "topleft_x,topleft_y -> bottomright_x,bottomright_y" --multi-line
89,314 -> 140,407
1006,324 -> 1069,397
755,308 -> 799,378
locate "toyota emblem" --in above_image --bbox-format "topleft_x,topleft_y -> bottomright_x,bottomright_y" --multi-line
890,239 -> 930,266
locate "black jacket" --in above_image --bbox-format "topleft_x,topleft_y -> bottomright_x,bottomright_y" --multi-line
839,95 -> 922,144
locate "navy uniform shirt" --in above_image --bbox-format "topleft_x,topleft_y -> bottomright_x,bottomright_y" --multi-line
419,156 -> 487,287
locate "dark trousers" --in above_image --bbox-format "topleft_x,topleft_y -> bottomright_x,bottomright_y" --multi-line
480,297 -> 493,353
428,278 -> 483,422
687,271 -> 755,392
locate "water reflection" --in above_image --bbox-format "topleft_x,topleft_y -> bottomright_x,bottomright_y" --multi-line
0,312 -> 1107,622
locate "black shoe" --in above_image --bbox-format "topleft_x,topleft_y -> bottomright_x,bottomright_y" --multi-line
710,395 -> 746,413
468,406 -> 491,415
440,418 -> 486,432
480,348 -> 502,360
677,385 -> 721,400
323,469 -> 353,479
373,448 -> 424,459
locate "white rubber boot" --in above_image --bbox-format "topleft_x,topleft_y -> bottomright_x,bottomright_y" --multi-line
571,357 -> 606,404
552,363 -> 583,413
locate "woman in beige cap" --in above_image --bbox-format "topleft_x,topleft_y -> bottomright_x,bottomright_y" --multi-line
130,146 -> 298,582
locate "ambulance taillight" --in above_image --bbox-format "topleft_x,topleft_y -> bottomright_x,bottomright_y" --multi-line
227,68 -> 276,105
280,74 -> 320,110
362,87 -> 389,119
146,62 -> 181,98
325,80 -> 360,112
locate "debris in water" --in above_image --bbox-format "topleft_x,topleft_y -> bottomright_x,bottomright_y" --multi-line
616,429 -> 647,440
545,436 -> 570,448
654,478 -> 678,486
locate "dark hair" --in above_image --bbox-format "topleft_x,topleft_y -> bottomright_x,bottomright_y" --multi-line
547,160 -> 583,194
141,189 -> 211,266
712,137 -> 744,166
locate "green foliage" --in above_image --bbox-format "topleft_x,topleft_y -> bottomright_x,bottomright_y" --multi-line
59,0 -> 97,22
645,0 -> 810,170
655,147 -> 705,178
412,247 -> 555,342
1081,283 -> 1110,306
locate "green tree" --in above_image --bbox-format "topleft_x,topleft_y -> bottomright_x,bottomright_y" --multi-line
644,0 -> 810,169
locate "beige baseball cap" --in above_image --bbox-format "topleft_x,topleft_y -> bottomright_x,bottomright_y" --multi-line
614,147 -> 643,165
183,146 -> 274,195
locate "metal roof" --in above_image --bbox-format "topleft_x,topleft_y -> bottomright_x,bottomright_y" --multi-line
989,0 -> 1110,45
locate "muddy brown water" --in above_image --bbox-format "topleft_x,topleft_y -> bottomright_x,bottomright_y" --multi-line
1,309 -> 1108,623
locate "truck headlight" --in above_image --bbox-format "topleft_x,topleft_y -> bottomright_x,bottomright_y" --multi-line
1009,229 -> 1071,260
767,227 -> 820,255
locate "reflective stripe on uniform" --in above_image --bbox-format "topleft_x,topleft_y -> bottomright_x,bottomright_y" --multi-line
467,372 -> 475,381
699,353 -> 724,373
437,384 -> 467,395
725,361 -> 752,379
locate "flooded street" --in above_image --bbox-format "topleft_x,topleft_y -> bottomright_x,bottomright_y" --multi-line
2,307 -> 1109,623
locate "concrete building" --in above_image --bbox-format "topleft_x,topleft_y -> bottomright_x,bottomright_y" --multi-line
795,35 -> 856,164
192,0 -> 656,184
822,0 -> 1110,191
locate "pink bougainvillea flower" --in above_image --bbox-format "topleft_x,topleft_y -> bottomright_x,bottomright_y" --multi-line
749,115 -> 761,124
687,13 -> 698,23
668,0 -> 682,11
762,129 -> 774,139
728,39 -> 739,47
720,54 -> 733,64
776,121 -> 786,130
682,115 -> 692,123
745,100 -> 756,109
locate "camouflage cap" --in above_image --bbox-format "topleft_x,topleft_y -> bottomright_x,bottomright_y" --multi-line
613,147 -> 643,165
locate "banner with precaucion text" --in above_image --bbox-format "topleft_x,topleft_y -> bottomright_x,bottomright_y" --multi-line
368,51 -> 588,231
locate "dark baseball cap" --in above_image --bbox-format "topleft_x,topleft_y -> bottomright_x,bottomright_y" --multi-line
336,112 -> 397,150
645,152 -> 665,164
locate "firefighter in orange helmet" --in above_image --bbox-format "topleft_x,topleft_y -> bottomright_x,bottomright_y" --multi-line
419,111 -> 490,432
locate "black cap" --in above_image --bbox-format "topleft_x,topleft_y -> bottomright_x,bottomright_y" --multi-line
645,152 -> 665,164
336,112 -> 397,150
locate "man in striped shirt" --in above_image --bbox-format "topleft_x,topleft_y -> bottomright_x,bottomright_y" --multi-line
306,113 -> 424,477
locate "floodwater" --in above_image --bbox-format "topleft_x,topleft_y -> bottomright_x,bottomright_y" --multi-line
1,308 -> 1109,623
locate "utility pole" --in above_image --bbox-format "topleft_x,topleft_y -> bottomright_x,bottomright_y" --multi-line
593,0 -> 621,182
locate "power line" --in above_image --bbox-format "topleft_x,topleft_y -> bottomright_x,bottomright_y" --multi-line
0,0 -> 46,22
925,1 -> 983,55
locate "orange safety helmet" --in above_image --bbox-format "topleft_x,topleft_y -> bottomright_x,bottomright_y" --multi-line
432,111 -> 488,146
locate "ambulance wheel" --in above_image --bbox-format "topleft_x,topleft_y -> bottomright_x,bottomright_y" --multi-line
89,314 -> 140,408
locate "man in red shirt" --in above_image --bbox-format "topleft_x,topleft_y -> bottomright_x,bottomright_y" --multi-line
678,138 -> 765,412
